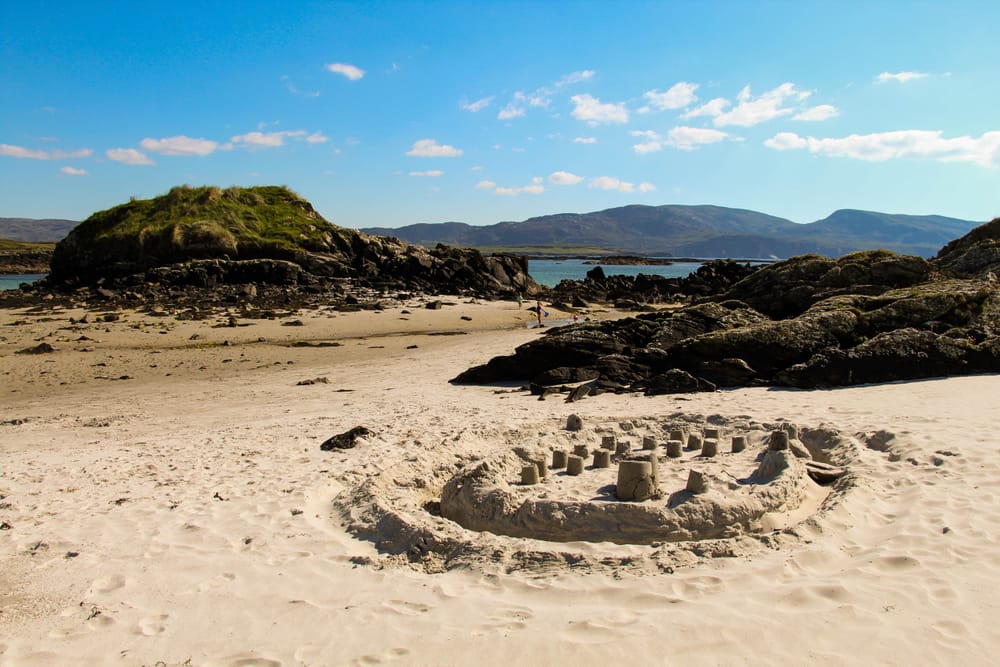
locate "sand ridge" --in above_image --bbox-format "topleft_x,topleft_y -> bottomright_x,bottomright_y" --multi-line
2,297 -> 1000,665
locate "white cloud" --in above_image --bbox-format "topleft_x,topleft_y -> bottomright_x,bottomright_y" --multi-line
409,170 -> 444,177
475,180 -> 496,189
493,179 -> 546,196
764,129 -> 1000,167
549,170 -> 583,185
556,70 -> 595,87
230,130 -> 307,148
643,82 -> 699,111
793,104 -> 839,121
325,62 -> 365,80
681,97 -> 730,120
59,166 -> 86,176
461,96 -> 494,112
0,144 -> 92,160
106,148 -> 155,165
679,83 -> 810,127
470,165 -> 482,172
498,102 -> 525,120
491,71 -> 595,123
406,138 -> 463,157
307,131 -> 329,144
712,83 -> 805,127
573,136 -> 597,144
631,126 -> 729,153
668,126 -> 729,150
140,135 -> 218,156
588,176 -> 653,193
876,71 -> 928,84
571,93 -> 629,125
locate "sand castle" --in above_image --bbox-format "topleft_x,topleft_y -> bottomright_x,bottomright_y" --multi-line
336,414 -> 855,572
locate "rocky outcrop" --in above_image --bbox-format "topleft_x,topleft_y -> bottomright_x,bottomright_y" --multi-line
454,218 -> 1000,393
36,186 -> 536,300
545,259 -> 761,307
0,246 -> 53,274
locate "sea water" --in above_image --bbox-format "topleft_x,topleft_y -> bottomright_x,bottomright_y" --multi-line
527,259 -> 703,287
0,274 -> 45,291
0,261 -> 706,291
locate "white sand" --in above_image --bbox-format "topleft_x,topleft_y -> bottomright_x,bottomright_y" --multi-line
2,297 -> 999,665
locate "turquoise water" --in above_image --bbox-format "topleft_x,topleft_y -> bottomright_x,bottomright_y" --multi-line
0,274 -> 45,291
0,261 -> 702,291
527,259 -> 702,287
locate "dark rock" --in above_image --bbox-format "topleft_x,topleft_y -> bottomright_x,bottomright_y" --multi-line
645,369 -> 715,395
320,426 -> 374,451
16,342 -> 57,355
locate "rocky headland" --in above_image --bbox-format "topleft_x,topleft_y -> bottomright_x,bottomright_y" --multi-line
0,240 -> 53,274
0,185 -> 538,315
454,217 -> 1000,393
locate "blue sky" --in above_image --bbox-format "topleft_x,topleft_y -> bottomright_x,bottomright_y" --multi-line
3,1 -> 1000,228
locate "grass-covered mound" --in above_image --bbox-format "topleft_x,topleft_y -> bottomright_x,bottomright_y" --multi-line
49,185 -> 360,282
43,185 -> 536,299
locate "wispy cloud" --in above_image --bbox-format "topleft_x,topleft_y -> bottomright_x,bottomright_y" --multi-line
571,94 -> 629,125
460,96 -> 494,112
588,176 -> 655,193
409,170 -> 444,177
325,62 -> 365,80
498,100 -> 526,120
140,136 -> 218,156
281,75 -> 320,97
876,71 -> 928,84
229,130 -> 308,149
0,144 -> 92,160
475,180 -> 496,189
548,171 -> 583,185
306,131 -> 329,144
631,126 -> 729,153
494,176 -> 545,196
495,70 -> 595,121
765,129 -> 1000,167
680,83 -> 810,127
793,104 -> 839,121
573,136 -> 597,144
406,139 -> 463,157
106,148 -> 155,165
59,166 -> 87,176
640,82 -> 699,112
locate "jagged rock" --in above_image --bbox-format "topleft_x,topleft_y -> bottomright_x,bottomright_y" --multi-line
16,342 -> 57,355
453,220 -> 1000,395
320,426 -> 374,451
646,369 -> 715,395
718,250 -> 932,319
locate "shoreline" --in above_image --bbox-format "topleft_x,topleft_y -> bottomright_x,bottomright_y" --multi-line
2,299 -> 1000,665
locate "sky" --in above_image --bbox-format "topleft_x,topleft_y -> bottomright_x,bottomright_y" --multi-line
3,1 -> 1000,229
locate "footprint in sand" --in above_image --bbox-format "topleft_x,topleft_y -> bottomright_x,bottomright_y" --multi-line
354,647 -> 412,665
380,599 -> 430,616
204,656 -> 282,667
480,606 -> 535,633
136,613 -> 169,636
195,572 -> 237,593
87,574 -> 126,595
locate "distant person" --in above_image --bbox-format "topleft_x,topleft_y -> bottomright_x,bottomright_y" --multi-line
532,300 -> 548,327
517,294 -> 523,309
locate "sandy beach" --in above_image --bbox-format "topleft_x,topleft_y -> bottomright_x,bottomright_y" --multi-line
2,296 -> 999,666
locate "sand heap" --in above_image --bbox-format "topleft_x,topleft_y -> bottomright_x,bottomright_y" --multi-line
335,413 -> 861,574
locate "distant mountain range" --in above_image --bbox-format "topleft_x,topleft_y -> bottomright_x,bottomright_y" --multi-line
362,205 -> 983,258
0,218 -> 78,243
2,206 -> 984,259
